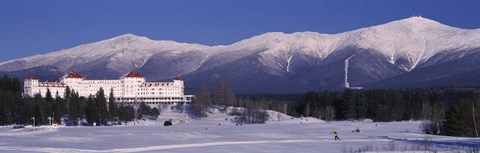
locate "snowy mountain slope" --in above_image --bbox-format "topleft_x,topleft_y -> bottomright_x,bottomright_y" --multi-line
194,17 -> 480,77
364,48 -> 480,88
137,50 -> 210,81
1,17 -> 480,92
347,17 -> 480,71
0,34 -> 209,73
0,66 -> 63,82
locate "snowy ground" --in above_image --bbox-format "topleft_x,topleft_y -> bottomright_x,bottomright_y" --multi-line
0,108 -> 479,153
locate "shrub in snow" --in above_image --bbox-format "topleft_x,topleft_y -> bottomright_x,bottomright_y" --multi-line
228,108 -> 243,116
164,121 -> 173,126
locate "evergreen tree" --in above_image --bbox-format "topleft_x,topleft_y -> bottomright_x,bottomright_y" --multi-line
302,91 -> 316,117
85,95 -> 98,126
69,90 -> 82,125
0,76 -> 27,125
53,91 -> 65,123
64,86 -> 71,120
356,91 -> 368,119
0,90 -> 9,125
11,94 -> 27,125
33,94 -> 46,125
108,88 -> 117,121
443,100 -> 475,137
343,89 -> 356,120
136,102 -> 150,119
118,104 -> 135,123
23,97 -> 35,125
45,88 -> 53,102
151,107 -> 160,118
95,88 -> 109,125
44,88 -> 54,122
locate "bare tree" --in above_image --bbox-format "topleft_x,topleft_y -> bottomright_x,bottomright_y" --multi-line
175,103 -> 184,113
157,104 -> 164,115
422,102 -> 445,135
422,101 -> 432,120
212,81 -> 225,105
473,94 -> 479,137
223,83 -> 237,106
472,105 -> 478,137
304,103 -> 310,117
191,85 -> 210,118
431,103 -> 445,134
324,105 -> 336,121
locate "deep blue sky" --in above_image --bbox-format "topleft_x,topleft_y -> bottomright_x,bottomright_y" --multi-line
1,0 -> 480,62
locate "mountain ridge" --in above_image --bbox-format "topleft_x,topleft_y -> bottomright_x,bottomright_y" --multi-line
1,16 -> 480,93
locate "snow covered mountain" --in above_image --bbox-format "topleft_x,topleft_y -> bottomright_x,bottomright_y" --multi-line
2,17 -> 480,93
0,34 -> 210,80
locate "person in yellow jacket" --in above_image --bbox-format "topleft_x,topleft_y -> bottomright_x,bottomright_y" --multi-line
332,130 -> 340,140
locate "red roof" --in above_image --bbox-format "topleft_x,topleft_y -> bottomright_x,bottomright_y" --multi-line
65,71 -> 84,78
175,76 -> 182,80
124,71 -> 144,78
26,76 -> 38,80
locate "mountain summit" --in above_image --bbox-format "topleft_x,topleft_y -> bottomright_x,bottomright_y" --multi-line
1,17 -> 480,93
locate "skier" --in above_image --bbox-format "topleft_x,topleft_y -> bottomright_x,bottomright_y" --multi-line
332,130 -> 340,140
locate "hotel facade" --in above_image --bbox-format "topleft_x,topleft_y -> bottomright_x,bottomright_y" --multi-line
24,71 -> 193,104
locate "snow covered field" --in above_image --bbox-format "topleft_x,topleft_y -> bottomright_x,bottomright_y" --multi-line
1,109 -> 479,153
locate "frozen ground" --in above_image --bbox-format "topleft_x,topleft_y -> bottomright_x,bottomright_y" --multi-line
0,108 -> 479,153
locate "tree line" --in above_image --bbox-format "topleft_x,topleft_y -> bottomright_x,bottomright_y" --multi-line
0,75 -> 159,126
191,81 -> 480,137
2,75 -> 479,137
191,80 -> 293,124
293,88 -> 480,137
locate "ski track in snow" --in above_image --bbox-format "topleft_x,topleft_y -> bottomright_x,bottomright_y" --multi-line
0,138 -> 396,153
0,139 -> 313,153
1,108 -> 479,153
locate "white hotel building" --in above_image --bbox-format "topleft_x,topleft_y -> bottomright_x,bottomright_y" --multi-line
24,71 -> 194,104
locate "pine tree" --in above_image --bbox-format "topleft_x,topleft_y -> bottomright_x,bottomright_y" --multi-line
95,88 -> 108,125
443,100 -> 474,137
151,107 -> 160,118
136,102 -> 151,119
0,90 -> 8,125
85,95 -> 98,126
118,104 -> 135,123
23,97 -> 35,125
53,91 -> 65,123
108,88 -> 117,121
343,89 -> 356,120
356,91 -> 368,119
69,90 -> 82,125
33,94 -> 46,125
64,86 -> 71,119
44,88 -> 54,122
11,93 -> 26,125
